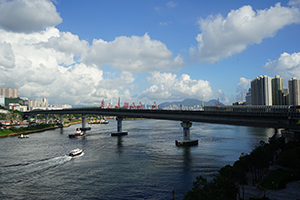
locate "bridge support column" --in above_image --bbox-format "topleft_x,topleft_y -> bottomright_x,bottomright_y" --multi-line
45,114 -> 48,124
111,117 -> 128,136
80,114 -> 91,131
175,121 -> 198,146
59,114 -> 64,128
35,115 -> 38,123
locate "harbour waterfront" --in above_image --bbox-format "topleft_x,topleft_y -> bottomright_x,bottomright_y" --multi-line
0,119 -> 274,199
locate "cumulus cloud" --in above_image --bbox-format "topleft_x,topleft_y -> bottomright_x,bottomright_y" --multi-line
140,72 -> 213,101
0,42 -> 15,68
82,33 -> 184,73
217,89 -> 229,104
0,21 -> 183,105
0,0 -> 62,33
190,3 -> 300,63
289,0 -> 300,7
236,77 -> 251,93
0,0 -> 188,105
264,52 -> 300,82
235,77 -> 251,102
0,27 -> 137,106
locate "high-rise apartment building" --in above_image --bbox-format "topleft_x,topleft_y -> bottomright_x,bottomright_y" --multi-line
41,98 -> 49,107
288,77 -> 300,105
0,87 -> 18,98
272,75 -> 283,105
0,88 -> 4,97
251,75 -> 273,105
245,88 -> 251,105
12,89 -> 18,98
5,88 -> 12,98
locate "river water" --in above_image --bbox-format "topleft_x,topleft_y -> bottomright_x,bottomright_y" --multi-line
0,119 -> 274,199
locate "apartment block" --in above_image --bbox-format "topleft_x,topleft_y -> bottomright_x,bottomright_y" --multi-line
251,75 -> 273,105
288,77 -> 300,106
272,75 -> 284,105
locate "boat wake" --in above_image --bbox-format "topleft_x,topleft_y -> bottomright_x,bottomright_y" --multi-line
0,156 -> 72,183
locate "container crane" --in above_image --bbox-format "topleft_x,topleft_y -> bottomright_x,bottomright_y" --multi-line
137,102 -> 143,109
152,102 -> 158,109
101,99 -> 105,109
130,102 -> 136,109
123,102 -> 129,109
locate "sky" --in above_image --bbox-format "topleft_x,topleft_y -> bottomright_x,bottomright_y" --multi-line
0,0 -> 300,107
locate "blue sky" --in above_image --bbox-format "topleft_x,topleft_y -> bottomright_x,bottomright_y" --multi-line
0,0 -> 300,106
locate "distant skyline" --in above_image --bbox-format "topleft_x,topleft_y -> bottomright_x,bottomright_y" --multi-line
0,0 -> 300,106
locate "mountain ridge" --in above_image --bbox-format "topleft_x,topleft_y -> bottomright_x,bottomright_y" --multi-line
158,98 -> 223,108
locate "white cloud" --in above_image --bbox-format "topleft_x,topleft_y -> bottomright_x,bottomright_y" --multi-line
235,77 -> 251,102
236,77 -> 251,92
0,25 -> 185,105
82,33 -> 184,73
159,21 -> 172,26
264,52 -> 300,81
217,89 -> 229,104
0,0 -> 62,33
166,1 -> 177,8
190,3 -> 300,63
289,0 -> 300,7
0,27 -> 137,106
140,72 -> 213,101
0,42 -> 15,68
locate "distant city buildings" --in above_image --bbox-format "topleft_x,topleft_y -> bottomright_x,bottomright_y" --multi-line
0,96 -> 4,107
0,87 -> 18,98
0,87 -> 72,111
247,75 -> 300,106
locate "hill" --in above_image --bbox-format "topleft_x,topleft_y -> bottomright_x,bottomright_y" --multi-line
158,98 -> 223,108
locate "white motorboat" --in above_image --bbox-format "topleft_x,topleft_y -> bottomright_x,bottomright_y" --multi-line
18,134 -> 29,139
68,148 -> 84,157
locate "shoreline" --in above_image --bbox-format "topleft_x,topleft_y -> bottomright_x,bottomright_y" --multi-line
0,121 -> 82,138
0,119 -> 146,138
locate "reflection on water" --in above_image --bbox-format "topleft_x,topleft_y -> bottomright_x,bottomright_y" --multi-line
0,120 -> 274,199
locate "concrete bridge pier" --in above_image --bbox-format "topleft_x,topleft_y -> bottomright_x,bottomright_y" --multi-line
35,115 -> 38,123
111,116 -> 128,136
175,121 -> 198,146
45,114 -> 48,124
80,114 -> 91,131
59,114 -> 64,128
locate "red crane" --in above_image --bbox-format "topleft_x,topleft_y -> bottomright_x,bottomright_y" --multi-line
137,102 -> 143,109
123,102 -> 129,109
115,97 -> 121,108
101,99 -> 105,109
152,102 -> 158,109
130,102 -> 136,109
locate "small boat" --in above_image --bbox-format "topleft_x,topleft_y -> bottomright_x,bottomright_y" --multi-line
100,119 -> 109,124
18,134 -> 29,139
69,148 -> 84,157
68,128 -> 84,138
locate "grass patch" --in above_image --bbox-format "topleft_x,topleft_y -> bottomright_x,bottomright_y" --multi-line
260,169 -> 292,190
0,123 -> 56,136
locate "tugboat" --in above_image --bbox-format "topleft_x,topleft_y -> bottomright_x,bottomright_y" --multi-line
68,148 -> 84,157
68,128 -> 84,138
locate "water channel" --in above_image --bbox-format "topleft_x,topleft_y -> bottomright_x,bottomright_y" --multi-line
0,119 -> 274,199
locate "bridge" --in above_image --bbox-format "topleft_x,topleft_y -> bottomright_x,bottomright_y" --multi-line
24,106 -> 300,146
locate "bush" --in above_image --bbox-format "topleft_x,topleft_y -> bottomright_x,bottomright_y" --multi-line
278,147 -> 300,169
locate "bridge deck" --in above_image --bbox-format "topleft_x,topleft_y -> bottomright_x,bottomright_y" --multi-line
25,107 -> 300,130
